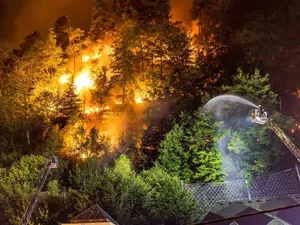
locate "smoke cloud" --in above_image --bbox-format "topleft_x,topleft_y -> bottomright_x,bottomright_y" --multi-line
0,0 -> 194,46
0,0 -> 94,46
170,0 -> 193,25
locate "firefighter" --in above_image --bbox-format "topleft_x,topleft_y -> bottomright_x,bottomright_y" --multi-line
257,105 -> 264,117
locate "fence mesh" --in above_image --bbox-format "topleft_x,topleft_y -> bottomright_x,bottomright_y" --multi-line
187,166 -> 300,212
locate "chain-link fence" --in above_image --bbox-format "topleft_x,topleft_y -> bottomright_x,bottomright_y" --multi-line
187,165 -> 300,212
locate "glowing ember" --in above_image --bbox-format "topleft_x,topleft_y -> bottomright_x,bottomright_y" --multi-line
59,74 -> 70,84
82,55 -> 91,62
74,71 -> 93,93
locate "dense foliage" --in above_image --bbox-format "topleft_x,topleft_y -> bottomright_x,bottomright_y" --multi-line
157,109 -> 225,183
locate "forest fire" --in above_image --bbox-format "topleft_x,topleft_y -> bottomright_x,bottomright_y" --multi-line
82,55 -> 91,62
74,71 -> 94,93
82,54 -> 101,62
91,54 -> 101,59
59,74 -> 70,84
135,97 -> 143,104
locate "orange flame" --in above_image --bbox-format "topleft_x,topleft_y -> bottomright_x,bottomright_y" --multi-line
82,55 -> 91,62
59,74 -> 70,84
74,71 -> 94,93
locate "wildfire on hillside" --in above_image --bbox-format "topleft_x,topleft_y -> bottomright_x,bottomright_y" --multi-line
57,42 -> 148,145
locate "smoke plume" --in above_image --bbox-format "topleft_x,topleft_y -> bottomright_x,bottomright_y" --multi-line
0,0 -> 194,46
0,0 -> 94,46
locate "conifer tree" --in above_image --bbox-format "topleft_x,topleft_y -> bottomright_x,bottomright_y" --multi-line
89,0 -> 115,42
58,82 -> 82,118
157,108 -> 225,183
66,28 -> 85,76
54,15 -> 71,50
90,66 -> 112,106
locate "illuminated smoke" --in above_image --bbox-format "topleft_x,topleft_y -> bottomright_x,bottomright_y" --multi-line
1,0 -> 196,46
170,0 -> 193,23
0,0 -> 94,46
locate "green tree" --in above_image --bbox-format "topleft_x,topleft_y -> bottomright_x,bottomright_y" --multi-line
221,68 -> 293,180
228,112 -> 295,181
0,155 -> 46,224
45,125 -> 64,155
222,68 -> 277,107
157,108 -> 224,183
63,189 -> 89,220
142,166 -> 200,225
69,157 -> 102,198
96,155 -> 151,225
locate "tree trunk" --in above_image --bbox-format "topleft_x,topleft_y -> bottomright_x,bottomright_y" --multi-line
24,95 -> 30,146
122,78 -> 126,105
160,39 -> 163,79
198,22 -> 201,57
151,54 -> 154,73
73,54 -> 76,80
121,78 -> 126,151
141,41 -> 145,80
160,55 -> 163,78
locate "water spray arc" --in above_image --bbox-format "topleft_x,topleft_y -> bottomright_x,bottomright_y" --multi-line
204,95 -> 300,165
203,95 -> 258,179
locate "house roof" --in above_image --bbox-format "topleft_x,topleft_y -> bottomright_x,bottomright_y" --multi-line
201,195 -> 300,225
70,204 -> 119,225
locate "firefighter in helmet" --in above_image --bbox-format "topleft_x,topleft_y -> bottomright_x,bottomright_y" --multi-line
257,105 -> 265,118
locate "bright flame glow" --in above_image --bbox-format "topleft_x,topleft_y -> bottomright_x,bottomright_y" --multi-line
135,97 -> 143,104
82,55 -> 91,62
91,54 -> 101,59
74,71 -> 93,93
85,106 -> 110,114
104,45 -> 114,55
81,153 -> 87,159
59,74 -> 70,84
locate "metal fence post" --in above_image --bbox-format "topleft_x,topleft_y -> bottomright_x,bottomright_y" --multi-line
295,164 -> 300,188
245,179 -> 251,200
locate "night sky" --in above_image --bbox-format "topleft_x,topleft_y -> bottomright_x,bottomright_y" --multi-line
0,0 -> 193,47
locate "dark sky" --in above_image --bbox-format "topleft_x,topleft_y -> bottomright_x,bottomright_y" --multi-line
0,0 -> 95,46
0,0 -> 192,47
